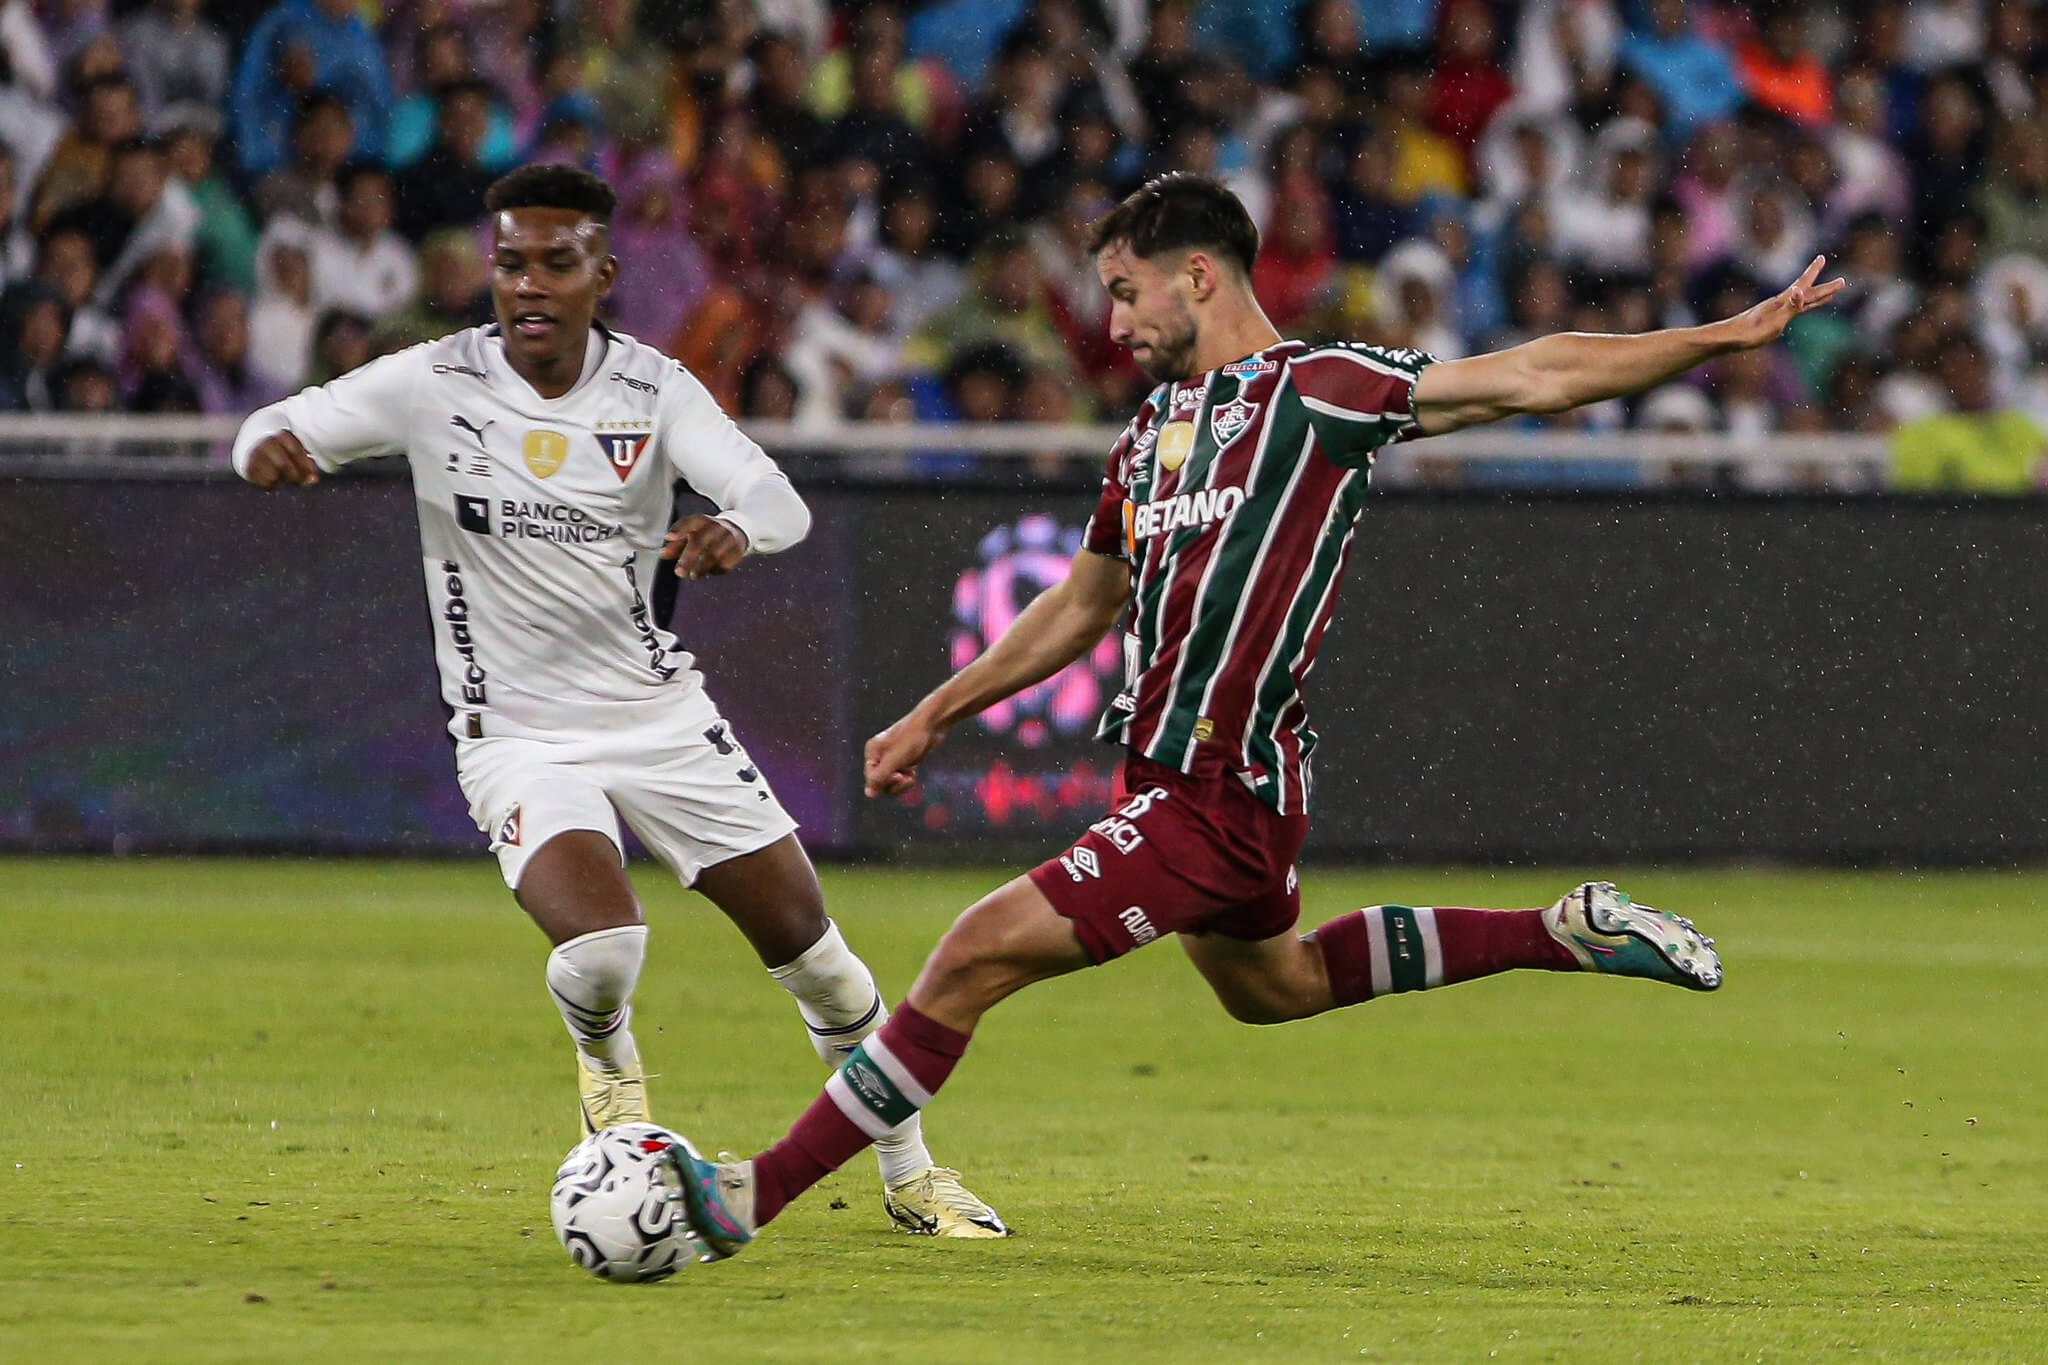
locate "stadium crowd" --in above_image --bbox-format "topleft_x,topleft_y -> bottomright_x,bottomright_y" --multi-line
3,0 -> 2048,484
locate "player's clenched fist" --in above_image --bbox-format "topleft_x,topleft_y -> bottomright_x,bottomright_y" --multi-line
865,712 -> 943,798
243,430 -> 321,488
662,514 -> 748,579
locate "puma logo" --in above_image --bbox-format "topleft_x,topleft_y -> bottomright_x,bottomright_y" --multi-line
450,415 -> 493,447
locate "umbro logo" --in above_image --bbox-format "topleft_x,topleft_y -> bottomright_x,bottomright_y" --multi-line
451,415 -> 494,447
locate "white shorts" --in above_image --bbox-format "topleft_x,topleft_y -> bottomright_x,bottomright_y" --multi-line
454,714 -> 798,889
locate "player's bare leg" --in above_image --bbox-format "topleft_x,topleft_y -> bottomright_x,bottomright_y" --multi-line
693,835 -> 1015,1235
671,877 -> 1092,1258
1183,884 -> 1722,1023
516,830 -> 651,1132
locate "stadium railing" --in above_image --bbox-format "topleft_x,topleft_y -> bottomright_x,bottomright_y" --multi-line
0,414 -> 1892,488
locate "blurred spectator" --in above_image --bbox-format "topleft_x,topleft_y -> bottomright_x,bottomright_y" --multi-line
0,278 -> 68,409
1876,311 -> 1951,424
1617,0 -> 1743,137
1973,250 -> 2048,379
737,354 -> 800,420
55,353 -> 116,410
1828,70 -> 1911,225
467,0 -> 544,121
385,24 -> 520,173
933,145 -> 1025,260
1428,0 -> 1513,156
1891,337 -> 2048,491
604,166 -> 707,346
751,29 -> 829,173
32,222 -> 118,361
1825,356 -> 1892,434
1836,212 -> 1918,344
1638,381 -> 1717,432
247,222 -> 315,390
526,90 -> 608,175
784,271 -> 903,427
1373,237 -> 1466,356
812,0 -> 944,129
1672,125 -> 1742,268
823,32 -> 933,192
120,0 -> 229,122
1731,180 -> 1816,284
1029,175 -> 1111,334
376,226 -> 487,348
1736,5 -> 1831,126
309,306 -> 371,383
1849,1 -> 1924,147
906,229 -> 1082,395
308,162 -> 416,322
870,180 -> 965,332
63,137 -> 198,310
1252,172 -> 1336,330
1981,117 -> 2048,260
574,0 -> 677,149
120,284 -> 200,411
189,284 -> 282,413
1380,58 -> 1468,202
1553,118 -> 1655,273
1510,0 -> 1620,119
159,103 -> 255,294
392,80 -> 497,241
1908,72 -> 1986,260
958,31 -> 1066,209
229,0 -> 391,179
943,338 -> 1026,420
252,90 -> 352,226
1129,0 -> 1201,132
30,70 -> 139,231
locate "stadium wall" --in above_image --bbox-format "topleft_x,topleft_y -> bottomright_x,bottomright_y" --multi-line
4,474 -> 2043,863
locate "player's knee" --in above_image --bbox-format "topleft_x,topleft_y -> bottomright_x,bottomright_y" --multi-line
546,924 -> 648,1012
916,908 -> 1027,1011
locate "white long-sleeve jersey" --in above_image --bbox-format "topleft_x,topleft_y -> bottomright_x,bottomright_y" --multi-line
233,323 -> 812,743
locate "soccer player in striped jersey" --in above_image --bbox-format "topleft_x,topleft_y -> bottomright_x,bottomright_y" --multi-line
668,173 -> 1844,1257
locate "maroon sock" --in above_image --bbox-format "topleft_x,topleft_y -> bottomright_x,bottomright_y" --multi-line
1313,904 -> 1576,1007
750,1002 -> 972,1227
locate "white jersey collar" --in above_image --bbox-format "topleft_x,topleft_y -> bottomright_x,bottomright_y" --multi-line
484,324 -> 610,404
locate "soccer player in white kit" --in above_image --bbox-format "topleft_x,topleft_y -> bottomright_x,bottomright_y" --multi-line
232,165 -> 1007,1238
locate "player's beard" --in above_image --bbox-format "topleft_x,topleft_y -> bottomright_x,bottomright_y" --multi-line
1131,298 -> 1200,382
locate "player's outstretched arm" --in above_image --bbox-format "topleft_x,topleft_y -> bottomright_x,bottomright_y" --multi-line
232,349 -> 419,486
1411,255 -> 1845,436
865,549 -> 1131,797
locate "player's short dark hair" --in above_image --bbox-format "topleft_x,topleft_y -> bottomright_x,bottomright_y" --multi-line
1085,172 -> 1259,276
484,164 -> 618,227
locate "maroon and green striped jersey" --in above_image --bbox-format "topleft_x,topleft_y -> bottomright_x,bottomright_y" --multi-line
1083,339 -> 1434,814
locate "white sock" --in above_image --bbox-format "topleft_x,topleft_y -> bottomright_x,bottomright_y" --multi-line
769,919 -> 934,1185
546,925 -> 646,1075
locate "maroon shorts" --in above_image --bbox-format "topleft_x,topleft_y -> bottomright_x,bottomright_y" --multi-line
1028,754 -> 1310,963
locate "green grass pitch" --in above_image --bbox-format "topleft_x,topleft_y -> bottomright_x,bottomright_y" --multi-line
3,858 -> 2045,1362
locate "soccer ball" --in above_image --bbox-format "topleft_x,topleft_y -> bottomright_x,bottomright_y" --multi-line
549,1122 -> 697,1282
